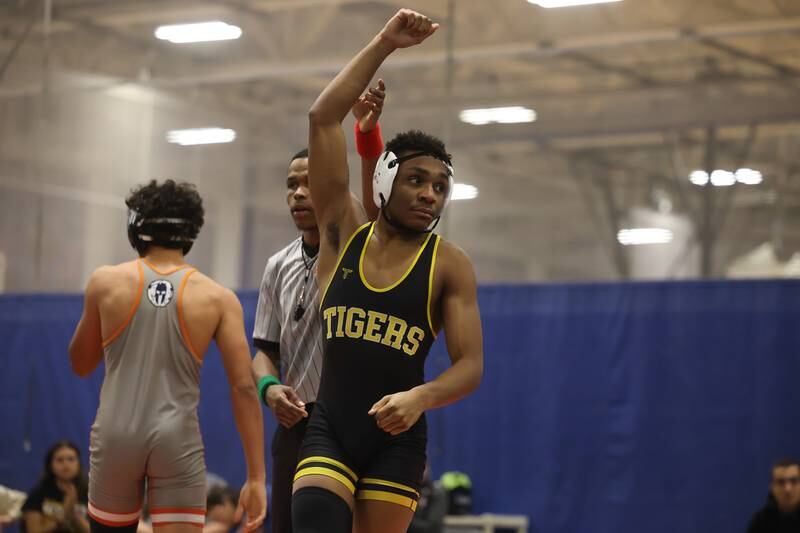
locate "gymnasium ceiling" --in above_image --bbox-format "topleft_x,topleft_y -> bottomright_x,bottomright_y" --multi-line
2,0 -> 800,284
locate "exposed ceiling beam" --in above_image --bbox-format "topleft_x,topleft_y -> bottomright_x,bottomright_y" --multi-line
68,17 -> 800,88
690,33 -> 800,78
564,51 -> 658,86
3,69 -> 798,151
440,89 -> 800,146
25,0 -> 388,29
51,9 -> 225,70
0,2 -> 38,82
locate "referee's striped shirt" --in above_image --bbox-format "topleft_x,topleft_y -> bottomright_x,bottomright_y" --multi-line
252,237 -> 322,404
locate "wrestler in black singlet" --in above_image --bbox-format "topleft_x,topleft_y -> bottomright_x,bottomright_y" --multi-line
295,221 -> 440,510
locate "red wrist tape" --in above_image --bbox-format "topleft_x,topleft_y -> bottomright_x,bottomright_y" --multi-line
355,121 -> 384,159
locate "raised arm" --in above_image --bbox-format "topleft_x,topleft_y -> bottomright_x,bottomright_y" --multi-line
215,289 -> 267,531
352,79 -> 387,220
68,268 -> 106,377
309,9 -> 438,274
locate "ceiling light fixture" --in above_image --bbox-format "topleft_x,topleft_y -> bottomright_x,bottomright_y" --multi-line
617,228 -> 673,246
735,168 -> 763,185
528,0 -> 622,8
689,168 -> 763,187
155,21 -> 242,44
166,128 -> 237,146
452,183 -> 479,201
459,106 -> 537,125
689,170 -> 709,186
710,170 -> 736,187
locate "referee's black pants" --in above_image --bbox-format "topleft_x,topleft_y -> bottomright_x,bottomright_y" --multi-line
270,402 -> 315,533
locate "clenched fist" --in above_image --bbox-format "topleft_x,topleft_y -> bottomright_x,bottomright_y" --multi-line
379,9 -> 439,50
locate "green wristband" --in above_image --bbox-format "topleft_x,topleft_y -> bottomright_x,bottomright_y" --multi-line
257,375 -> 281,405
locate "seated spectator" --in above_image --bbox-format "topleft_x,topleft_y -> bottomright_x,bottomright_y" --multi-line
203,486 -> 239,533
747,458 -> 800,533
21,441 -> 89,533
408,464 -> 447,533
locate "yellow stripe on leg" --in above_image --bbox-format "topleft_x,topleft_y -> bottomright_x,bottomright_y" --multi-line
359,478 -> 420,498
294,467 -> 356,494
296,456 -> 358,481
356,490 -> 418,511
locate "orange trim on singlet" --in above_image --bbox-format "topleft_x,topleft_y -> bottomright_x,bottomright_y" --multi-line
88,501 -> 142,515
141,258 -> 193,276
150,508 -> 206,515
102,260 -> 145,348
148,522 -> 205,529
177,269 -> 202,363
87,510 -> 139,527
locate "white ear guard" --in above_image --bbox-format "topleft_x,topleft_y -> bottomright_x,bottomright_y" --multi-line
373,151 -> 399,209
372,151 -> 455,214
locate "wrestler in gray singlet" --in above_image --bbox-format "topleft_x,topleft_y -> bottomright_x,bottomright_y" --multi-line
87,260 -> 206,528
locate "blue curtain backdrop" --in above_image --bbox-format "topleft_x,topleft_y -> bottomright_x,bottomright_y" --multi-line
1,280 -> 799,533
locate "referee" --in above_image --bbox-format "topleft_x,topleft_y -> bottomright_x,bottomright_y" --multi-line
251,83 -> 386,533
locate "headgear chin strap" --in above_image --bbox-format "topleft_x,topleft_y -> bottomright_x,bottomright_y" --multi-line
127,210 -> 196,255
372,151 -> 454,233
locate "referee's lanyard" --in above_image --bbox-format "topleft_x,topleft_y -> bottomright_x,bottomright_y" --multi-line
293,240 -> 318,321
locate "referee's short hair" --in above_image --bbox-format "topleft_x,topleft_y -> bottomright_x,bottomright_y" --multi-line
291,148 -> 308,162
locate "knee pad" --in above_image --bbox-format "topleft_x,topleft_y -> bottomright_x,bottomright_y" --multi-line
89,516 -> 138,533
292,486 -> 352,533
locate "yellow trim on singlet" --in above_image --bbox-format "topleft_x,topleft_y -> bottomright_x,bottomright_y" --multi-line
426,236 -> 441,339
356,490 -> 418,511
359,478 -> 420,497
296,456 -> 358,481
319,222 -> 372,310
358,223 -> 434,293
294,467 -> 356,494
